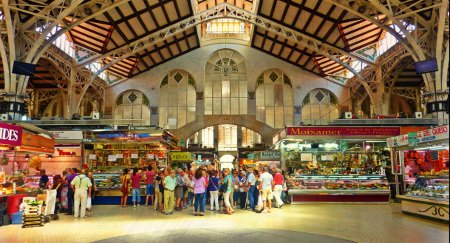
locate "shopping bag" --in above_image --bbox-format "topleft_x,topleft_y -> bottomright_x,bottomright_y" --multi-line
255,192 -> 264,213
86,197 -> 92,209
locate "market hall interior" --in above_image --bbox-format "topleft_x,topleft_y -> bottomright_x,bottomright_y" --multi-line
0,0 -> 449,242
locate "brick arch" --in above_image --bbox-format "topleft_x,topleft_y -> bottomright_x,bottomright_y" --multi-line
170,115 -> 278,145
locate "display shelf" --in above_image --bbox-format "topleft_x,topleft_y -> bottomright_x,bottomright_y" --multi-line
287,174 -> 390,203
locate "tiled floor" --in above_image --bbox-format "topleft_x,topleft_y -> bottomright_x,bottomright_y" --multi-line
0,203 -> 448,243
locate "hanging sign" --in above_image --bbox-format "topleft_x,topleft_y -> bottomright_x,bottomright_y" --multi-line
0,123 -> 22,146
170,152 -> 193,161
89,154 -> 97,160
257,151 -> 281,161
50,131 -> 83,140
115,154 -> 124,159
131,154 -> 139,159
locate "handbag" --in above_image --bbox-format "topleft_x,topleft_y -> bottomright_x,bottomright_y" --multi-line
219,178 -> 228,193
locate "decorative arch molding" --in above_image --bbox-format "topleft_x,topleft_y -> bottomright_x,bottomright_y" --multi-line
255,69 -> 294,128
114,89 -> 151,125
204,48 -> 248,115
301,88 -> 339,125
159,69 -> 197,129
171,115 -> 278,145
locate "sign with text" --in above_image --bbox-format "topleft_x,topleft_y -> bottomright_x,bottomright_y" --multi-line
170,152 -> 193,161
286,126 -> 400,137
50,130 -> 83,140
0,122 -> 22,146
417,125 -> 449,143
387,125 -> 449,147
387,134 -> 408,148
107,154 -> 116,161
257,151 -> 281,161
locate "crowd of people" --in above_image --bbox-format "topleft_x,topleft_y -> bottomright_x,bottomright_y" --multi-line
119,165 -> 291,215
39,168 -> 95,219
38,165 -> 290,219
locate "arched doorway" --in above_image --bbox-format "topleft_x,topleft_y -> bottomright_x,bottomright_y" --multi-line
219,154 -> 235,170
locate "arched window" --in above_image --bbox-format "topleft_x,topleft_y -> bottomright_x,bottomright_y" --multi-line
241,127 -> 262,148
301,89 -> 339,125
159,70 -> 196,129
205,49 -> 247,115
256,70 -> 294,128
114,90 -> 150,124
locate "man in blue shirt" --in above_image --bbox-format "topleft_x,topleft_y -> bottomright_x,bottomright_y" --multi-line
246,167 -> 257,211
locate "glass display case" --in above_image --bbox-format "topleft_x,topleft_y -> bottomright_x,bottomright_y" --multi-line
15,176 -> 54,195
405,176 -> 449,201
287,175 -> 390,203
398,176 -> 449,222
92,173 -> 146,204
93,173 -> 122,190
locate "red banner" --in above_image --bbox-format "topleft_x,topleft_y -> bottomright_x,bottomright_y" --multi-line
0,122 -> 22,146
286,126 -> 400,137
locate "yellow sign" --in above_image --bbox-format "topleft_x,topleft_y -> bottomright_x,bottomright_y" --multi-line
170,152 -> 193,161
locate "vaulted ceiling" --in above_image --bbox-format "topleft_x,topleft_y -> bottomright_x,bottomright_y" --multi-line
4,0 -> 435,85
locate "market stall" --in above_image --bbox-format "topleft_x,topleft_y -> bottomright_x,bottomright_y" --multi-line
0,122 -> 55,196
388,125 -> 449,221
83,129 -> 177,204
273,126 -> 400,203
45,130 -> 84,175
0,122 -> 55,223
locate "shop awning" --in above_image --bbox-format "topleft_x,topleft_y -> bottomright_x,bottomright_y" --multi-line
15,133 -> 55,154
83,129 -> 178,147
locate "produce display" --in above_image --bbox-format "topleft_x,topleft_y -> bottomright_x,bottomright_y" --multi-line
405,176 -> 449,201
287,175 -> 389,191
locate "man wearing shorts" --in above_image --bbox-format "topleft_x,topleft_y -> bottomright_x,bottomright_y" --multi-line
174,168 -> 185,211
260,167 -> 274,213
145,165 -> 156,207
